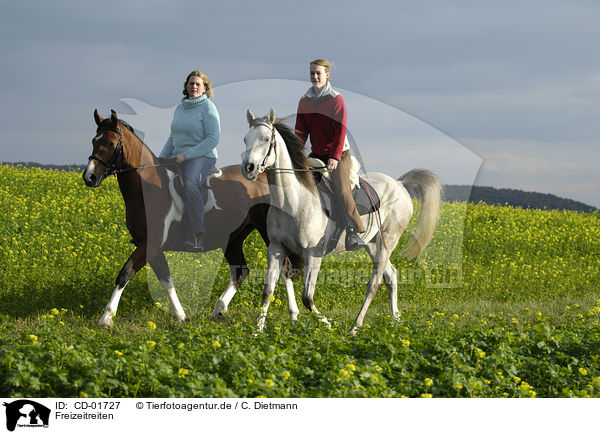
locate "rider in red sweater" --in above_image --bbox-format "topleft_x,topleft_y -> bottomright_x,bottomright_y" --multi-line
295,59 -> 365,251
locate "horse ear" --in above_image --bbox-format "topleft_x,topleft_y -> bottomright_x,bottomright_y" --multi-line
267,108 -> 276,124
110,109 -> 118,125
246,109 -> 255,125
94,109 -> 103,126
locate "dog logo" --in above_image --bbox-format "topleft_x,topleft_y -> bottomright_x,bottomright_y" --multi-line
3,400 -> 50,431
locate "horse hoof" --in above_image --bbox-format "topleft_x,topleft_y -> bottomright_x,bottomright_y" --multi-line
210,311 -> 226,321
211,300 -> 227,320
98,314 -> 114,328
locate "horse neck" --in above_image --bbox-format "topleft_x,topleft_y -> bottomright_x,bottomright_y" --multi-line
266,135 -> 318,216
117,127 -> 162,202
121,127 -> 154,169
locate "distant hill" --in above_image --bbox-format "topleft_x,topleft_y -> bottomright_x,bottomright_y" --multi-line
3,162 -> 86,172
2,162 -> 597,213
444,185 -> 598,213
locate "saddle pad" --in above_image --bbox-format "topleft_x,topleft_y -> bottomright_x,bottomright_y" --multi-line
315,175 -> 380,222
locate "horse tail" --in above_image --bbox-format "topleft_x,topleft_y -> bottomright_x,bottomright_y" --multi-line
398,169 -> 443,260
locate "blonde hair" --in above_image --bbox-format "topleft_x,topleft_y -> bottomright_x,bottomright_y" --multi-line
183,70 -> 213,98
310,59 -> 335,74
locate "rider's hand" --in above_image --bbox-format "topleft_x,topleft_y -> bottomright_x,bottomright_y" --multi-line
176,153 -> 187,164
327,158 -> 338,171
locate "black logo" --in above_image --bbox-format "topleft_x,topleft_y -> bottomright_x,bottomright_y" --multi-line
3,400 -> 50,432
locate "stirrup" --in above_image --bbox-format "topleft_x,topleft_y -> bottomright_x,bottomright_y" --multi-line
345,228 -> 365,251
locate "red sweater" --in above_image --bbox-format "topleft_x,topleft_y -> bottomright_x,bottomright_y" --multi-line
295,85 -> 347,161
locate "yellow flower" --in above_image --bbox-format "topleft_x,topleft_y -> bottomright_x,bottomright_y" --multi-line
281,371 -> 291,380
579,367 -> 588,376
424,378 -> 434,387
146,340 -> 156,347
178,368 -> 189,378
146,321 -> 157,330
264,379 -> 274,387
28,334 -> 38,342
338,369 -> 350,379
212,340 -> 221,348
475,349 -> 486,359
345,363 -> 356,372
401,339 -> 410,348
420,393 -> 433,398
177,342 -> 185,349
114,350 -> 124,356
453,382 -> 463,391
50,308 -> 59,315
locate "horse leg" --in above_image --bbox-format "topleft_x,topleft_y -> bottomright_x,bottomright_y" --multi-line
257,243 -> 286,331
281,257 -> 300,322
383,260 -> 400,320
211,224 -> 253,320
98,245 -> 148,327
149,252 -> 186,322
301,255 -> 330,326
350,241 -> 393,334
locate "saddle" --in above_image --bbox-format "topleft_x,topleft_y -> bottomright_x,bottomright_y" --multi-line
315,174 -> 380,254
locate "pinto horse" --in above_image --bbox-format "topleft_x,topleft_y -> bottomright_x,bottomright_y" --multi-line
242,109 -> 443,333
83,109 -> 299,327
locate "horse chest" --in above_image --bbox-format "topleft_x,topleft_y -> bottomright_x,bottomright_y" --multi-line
267,207 -> 326,253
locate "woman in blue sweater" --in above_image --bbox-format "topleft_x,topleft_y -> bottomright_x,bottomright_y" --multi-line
160,70 -> 220,250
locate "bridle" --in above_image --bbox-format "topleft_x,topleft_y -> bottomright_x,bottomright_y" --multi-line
88,123 -> 125,176
251,122 -> 277,175
88,122 -> 176,177
251,122 -> 327,174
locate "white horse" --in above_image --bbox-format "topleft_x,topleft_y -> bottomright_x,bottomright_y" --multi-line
241,109 -> 443,333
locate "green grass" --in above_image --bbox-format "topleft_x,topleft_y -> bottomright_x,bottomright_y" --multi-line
1,164 -> 600,397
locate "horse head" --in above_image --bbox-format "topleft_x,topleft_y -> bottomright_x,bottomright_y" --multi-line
241,108 -> 277,181
82,109 -> 126,187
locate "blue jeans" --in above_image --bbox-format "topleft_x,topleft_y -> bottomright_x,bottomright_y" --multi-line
183,156 -> 217,234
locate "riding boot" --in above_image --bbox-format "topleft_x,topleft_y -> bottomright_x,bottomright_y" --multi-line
345,226 -> 365,251
184,232 -> 204,251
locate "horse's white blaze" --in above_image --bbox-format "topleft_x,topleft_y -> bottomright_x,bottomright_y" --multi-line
82,160 -> 97,183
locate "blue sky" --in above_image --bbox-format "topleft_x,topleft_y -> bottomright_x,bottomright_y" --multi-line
1,0 -> 598,207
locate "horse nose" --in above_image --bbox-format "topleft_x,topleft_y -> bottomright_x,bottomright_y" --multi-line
82,170 -> 97,187
246,163 -> 255,174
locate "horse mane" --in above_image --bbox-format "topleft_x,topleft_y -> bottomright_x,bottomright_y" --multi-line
97,118 -> 144,145
250,116 -> 316,190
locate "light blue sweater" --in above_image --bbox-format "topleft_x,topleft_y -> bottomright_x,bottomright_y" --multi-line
160,94 -> 220,160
